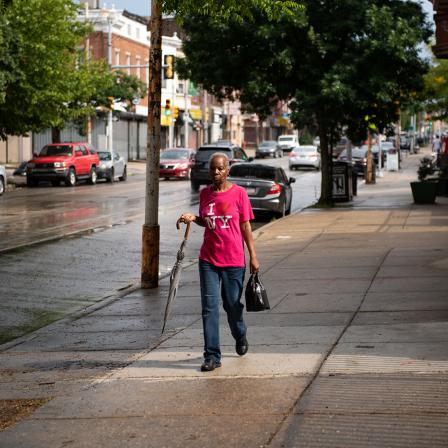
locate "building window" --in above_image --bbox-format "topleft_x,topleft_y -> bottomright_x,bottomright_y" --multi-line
127,24 -> 132,36
115,49 -> 120,67
126,53 -> 131,75
136,28 -> 140,39
136,56 -> 141,79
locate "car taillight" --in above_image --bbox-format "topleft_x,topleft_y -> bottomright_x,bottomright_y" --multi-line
268,183 -> 282,195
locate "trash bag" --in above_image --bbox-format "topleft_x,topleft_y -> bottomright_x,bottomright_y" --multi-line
245,273 -> 270,312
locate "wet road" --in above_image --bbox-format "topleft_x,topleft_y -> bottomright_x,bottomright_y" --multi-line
0,158 -> 320,252
0,157 -> 321,344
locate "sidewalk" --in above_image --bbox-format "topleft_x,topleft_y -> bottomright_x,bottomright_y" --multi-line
1,150 -> 448,447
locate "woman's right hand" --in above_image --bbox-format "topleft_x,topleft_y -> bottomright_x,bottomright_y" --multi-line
179,213 -> 196,224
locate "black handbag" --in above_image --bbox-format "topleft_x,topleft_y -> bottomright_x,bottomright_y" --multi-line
245,273 -> 270,312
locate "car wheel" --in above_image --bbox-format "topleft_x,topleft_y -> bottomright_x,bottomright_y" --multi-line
275,202 -> 286,219
65,168 -> 76,187
107,168 -> 115,183
119,166 -> 127,181
51,180 -> 60,187
27,175 -> 38,188
191,180 -> 200,192
0,176 -> 4,195
88,167 -> 97,185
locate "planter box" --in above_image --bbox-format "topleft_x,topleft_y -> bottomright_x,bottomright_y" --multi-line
410,181 -> 438,204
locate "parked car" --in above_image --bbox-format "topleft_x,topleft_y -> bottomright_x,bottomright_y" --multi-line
333,137 -> 349,158
190,143 -> 251,191
0,164 -> 6,195
96,151 -> 127,182
160,148 -> 195,180
277,135 -> 299,153
228,163 -> 295,218
26,142 -> 100,187
255,140 -> 283,158
289,145 -> 320,170
338,146 -> 379,176
13,161 -> 28,177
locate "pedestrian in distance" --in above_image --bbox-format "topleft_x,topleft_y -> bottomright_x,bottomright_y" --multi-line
179,153 -> 260,372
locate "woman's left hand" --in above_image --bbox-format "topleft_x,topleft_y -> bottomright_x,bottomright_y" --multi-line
250,256 -> 260,274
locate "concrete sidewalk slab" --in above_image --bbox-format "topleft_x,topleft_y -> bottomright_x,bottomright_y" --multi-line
360,291 -> 448,311
35,376 -> 309,419
113,345 -> 329,378
295,374 -> 448,414
271,413 -> 448,448
321,342 -> 448,374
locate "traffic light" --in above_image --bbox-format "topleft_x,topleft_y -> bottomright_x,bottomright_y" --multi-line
173,107 -> 179,119
165,99 -> 171,116
163,55 -> 175,79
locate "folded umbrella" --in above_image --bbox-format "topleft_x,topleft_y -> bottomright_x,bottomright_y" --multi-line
161,219 -> 191,333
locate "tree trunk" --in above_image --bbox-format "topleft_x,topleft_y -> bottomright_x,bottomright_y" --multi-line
366,129 -> 375,184
318,125 -> 333,205
51,127 -> 61,143
141,0 -> 162,289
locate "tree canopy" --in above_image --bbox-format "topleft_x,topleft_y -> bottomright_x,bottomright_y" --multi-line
178,0 -> 431,203
0,0 -> 146,140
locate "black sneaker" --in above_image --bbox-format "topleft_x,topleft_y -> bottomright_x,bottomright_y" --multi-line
236,335 -> 249,356
201,358 -> 222,372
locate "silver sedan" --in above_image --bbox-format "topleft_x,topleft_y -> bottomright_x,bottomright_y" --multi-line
289,145 -> 320,171
97,151 -> 127,183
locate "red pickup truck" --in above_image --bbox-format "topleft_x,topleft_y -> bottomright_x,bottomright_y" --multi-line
27,142 -> 100,187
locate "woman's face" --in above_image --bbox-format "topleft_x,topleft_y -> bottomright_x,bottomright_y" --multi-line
209,156 -> 229,184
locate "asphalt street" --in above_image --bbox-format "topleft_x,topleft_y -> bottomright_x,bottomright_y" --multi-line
0,154 -> 321,344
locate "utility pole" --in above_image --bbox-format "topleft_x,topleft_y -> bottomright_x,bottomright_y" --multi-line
184,80 -> 189,147
366,129 -> 375,184
85,2 -> 92,144
106,13 -> 114,162
141,0 -> 162,288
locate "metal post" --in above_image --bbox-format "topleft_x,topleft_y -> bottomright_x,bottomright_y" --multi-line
85,2 -> 92,144
107,14 -> 114,163
141,0 -> 161,288
184,80 -> 189,147
168,73 -> 175,147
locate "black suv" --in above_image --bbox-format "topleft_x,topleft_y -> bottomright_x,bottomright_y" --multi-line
190,143 -> 251,191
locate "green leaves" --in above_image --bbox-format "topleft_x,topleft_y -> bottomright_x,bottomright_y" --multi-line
0,0 -> 146,139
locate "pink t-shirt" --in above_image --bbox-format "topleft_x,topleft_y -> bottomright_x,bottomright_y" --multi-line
199,184 -> 254,267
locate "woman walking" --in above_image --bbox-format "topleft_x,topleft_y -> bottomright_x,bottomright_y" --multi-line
179,152 -> 259,372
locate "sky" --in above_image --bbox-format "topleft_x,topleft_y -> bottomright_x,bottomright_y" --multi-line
94,1 -> 434,20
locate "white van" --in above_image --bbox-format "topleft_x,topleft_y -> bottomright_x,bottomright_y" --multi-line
277,135 -> 299,152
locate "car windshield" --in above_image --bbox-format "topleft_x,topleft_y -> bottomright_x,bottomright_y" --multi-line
161,150 -> 190,160
196,147 -> 232,161
229,165 -> 276,181
259,141 -> 276,147
296,146 -> 317,153
39,145 -> 73,156
278,136 -> 294,142
98,152 -> 112,161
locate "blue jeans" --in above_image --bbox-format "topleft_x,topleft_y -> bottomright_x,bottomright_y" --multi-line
199,260 -> 247,362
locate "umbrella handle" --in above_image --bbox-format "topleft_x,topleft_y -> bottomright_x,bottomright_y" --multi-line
176,219 -> 191,240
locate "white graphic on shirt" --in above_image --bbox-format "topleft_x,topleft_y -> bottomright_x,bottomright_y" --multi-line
218,215 -> 232,228
204,216 -> 218,230
203,202 -> 233,230
207,203 -> 216,216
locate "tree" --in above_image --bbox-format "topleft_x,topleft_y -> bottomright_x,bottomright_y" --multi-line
177,0 -> 431,204
423,58 -> 448,121
0,0 -> 92,139
141,0 -> 304,287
